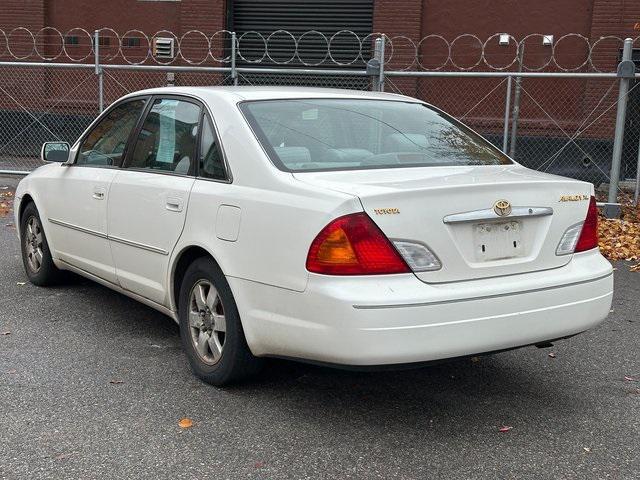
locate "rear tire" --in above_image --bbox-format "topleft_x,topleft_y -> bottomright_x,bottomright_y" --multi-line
20,202 -> 62,286
178,257 -> 263,386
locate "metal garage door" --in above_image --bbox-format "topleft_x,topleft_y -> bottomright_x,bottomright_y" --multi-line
228,0 -> 374,69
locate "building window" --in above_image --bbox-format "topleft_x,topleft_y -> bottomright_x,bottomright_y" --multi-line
64,36 -> 79,46
123,37 -> 141,48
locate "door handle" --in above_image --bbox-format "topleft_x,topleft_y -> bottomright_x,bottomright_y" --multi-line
92,188 -> 106,200
165,197 -> 183,212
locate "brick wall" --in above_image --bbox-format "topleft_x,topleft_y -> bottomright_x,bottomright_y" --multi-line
0,0 -> 44,32
583,0 -> 640,138
0,1 -> 45,112
373,0 -> 423,96
1,1 -> 639,141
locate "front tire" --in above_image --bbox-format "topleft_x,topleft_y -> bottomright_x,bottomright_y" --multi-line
178,257 -> 263,386
20,202 -> 61,286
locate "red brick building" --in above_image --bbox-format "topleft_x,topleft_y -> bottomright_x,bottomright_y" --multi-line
2,0 -> 637,60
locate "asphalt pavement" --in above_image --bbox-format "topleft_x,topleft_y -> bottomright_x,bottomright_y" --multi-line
1,177 -> 639,479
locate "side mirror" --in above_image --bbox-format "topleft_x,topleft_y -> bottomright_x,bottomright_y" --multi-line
41,142 -> 70,163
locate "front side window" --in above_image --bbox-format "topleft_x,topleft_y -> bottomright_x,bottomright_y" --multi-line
128,98 -> 201,174
240,99 -> 512,172
77,99 -> 146,166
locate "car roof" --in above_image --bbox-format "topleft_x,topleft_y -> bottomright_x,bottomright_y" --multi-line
125,86 -> 421,103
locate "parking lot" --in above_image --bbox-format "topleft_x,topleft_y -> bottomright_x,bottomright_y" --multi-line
1,178 -> 639,479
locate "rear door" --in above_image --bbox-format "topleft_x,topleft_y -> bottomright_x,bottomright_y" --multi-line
107,96 -> 201,304
42,97 -> 148,283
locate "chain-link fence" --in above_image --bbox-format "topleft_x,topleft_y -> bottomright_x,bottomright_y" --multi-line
1,28 -> 639,205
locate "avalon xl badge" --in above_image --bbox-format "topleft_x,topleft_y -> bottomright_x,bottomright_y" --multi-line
493,199 -> 512,217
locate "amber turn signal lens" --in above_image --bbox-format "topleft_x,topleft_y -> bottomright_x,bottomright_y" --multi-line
315,227 -> 359,265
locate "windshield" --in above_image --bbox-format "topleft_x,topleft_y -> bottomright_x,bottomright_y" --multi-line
240,99 -> 511,172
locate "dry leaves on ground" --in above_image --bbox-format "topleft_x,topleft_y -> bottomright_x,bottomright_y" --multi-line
598,203 -> 640,271
0,190 -> 13,218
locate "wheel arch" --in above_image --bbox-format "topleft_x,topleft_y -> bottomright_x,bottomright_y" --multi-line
170,245 -> 224,314
18,193 -> 35,221
16,193 -> 36,237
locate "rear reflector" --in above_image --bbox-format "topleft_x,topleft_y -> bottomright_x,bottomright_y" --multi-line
556,222 -> 584,256
575,196 -> 599,252
392,240 -> 441,271
306,213 -> 410,275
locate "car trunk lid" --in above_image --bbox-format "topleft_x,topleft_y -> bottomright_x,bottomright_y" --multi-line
294,165 -> 593,283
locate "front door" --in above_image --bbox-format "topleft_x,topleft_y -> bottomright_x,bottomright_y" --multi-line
107,97 -> 201,305
42,98 -> 147,283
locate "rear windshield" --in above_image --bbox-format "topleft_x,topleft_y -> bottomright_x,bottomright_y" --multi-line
239,99 -> 511,172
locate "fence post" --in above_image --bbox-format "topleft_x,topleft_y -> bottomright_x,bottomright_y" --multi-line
231,32 -> 238,86
608,37 -> 634,205
634,137 -> 640,206
509,44 -> 525,158
502,76 -> 512,153
369,38 -> 383,91
378,35 -> 386,92
94,30 -> 104,113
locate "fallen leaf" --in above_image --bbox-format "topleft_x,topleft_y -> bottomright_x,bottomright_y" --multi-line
254,461 -> 266,468
471,356 -> 480,363
548,352 -> 556,358
583,447 -> 591,453
178,417 -> 193,429
109,379 -> 124,384
16,282 -> 26,286
597,205 -> 640,267
6,369 -> 17,374
498,426 -> 513,433
1,331 -> 10,336
624,376 -> 637,382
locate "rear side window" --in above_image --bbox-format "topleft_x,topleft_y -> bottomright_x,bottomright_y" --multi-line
199,115 -> 227,180
77,99 -> 146,167
128,98 -> 201,175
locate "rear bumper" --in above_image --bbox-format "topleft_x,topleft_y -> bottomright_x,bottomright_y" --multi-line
229,250 -> 613,366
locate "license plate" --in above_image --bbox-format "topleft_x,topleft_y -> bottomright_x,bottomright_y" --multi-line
474,220 -> 523,261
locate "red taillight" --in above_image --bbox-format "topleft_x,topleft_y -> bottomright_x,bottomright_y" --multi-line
306,213 -> 410,275
575,196 -> 599,252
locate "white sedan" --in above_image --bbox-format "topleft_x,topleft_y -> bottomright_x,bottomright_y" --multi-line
14,87 -> 613,385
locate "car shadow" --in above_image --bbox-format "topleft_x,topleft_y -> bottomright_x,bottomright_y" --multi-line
59,275 -> 589,432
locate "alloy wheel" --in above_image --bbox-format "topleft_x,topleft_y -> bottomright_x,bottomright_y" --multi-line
188,280 -> 227,365
24,216 -> 44,273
